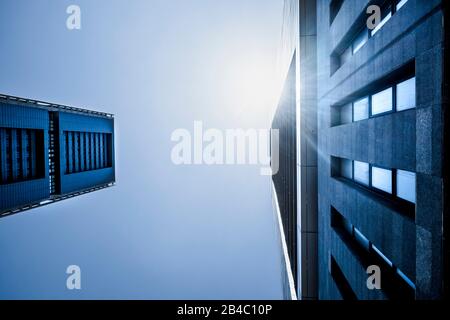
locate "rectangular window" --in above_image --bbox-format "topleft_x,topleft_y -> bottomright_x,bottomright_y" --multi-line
330,0 -> 344,25
352,28 -> 368,54
371,11 -> 392,36
396,170 -> 416,203
0,128 -> 44,185
333,0 -> 408,72
340,46 -> 352,66
332,157 -> 416,213
332,73 -> 415,127
396,77 -> 416,111
354,228 -> 371,251
396,0 -> 409,11
372,245 -> 394,268
340,158 -> 353,180
353,97 -> 369,121
329,255 -> 357,300
64,131 -> 112,174
330,206 -> 416,299
371,87 -> 393,116
371,166 -> 393,194
340,103 -> 353,125
354,161 -> 370,186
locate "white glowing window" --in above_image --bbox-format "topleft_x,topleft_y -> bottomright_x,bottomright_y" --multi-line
353,97 -> 369,121
371,166 -> 392,194
341,103 -> 353,124
397,170 -> 416,203
396,77 -> 416,111
372,87 -> 393,115
353,29 -> 368,54
354,161 -> 370,186
340,158 -> 353,179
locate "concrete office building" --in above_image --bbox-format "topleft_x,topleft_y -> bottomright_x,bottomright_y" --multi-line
0,93 -> 115,218
272,0 -> 448,300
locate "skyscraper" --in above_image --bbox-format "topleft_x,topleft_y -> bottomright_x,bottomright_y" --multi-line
272,0 -> 448,300
0,93 -> 115,218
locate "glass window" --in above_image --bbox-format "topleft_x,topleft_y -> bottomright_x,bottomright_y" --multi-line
353,97 -> 369,121
397,170 -> 416,203
396,77 -> 416,111
354,228 -> 370,251
340,158 -> 353,179
372,245 -> 393,267
354,161 -> 370,186
342,218 -> 353,237
396,0 -> 409,11
340,103 -> 353,124
352,29 -> 368,54
371,166 -> 393,194
340,46 -> 352,66
371,11 -> 392,36
372,87 -> 393,115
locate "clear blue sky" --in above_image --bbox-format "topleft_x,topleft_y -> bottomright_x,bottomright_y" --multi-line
0,0 -> 285,299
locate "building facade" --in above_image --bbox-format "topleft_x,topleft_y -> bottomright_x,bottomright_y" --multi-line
272,0 -> 448,300
272,0 -> 318,301
0,94 -> 115,218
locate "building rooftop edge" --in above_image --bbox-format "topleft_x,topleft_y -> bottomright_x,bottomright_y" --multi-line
0,93 -> 115,119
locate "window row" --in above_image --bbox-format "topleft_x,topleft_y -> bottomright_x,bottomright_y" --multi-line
329,0 -> 344,26
331,206 -> 415,299
332,76 -> 415,126
333,0 -> 409,73
333,157 -> 416,204
0,128 -> 45,185
329,255 -> 357,300
64,131 -> 112,174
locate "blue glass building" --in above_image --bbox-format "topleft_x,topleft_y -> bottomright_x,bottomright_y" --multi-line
0,93 -> 115,217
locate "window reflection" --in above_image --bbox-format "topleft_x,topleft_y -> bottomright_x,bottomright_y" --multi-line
372,88 -> 393,115
340,103 -> 353,124
371,12 -> 392,36
354,161 -> 370,185
396,77 -> 416,111
397,170 -> 416,203
340,158 -> 353,179
371,166 -> 393,194
353,97 -> 369,121
352,29 -> 368,54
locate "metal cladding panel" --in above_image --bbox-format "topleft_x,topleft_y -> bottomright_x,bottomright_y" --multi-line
0,101 -> 49,130
57,111 -> 115,195
58,111 -> 114,133
0,178 -> 50,212
60,167 -> 114,195
0,102 -> 50,213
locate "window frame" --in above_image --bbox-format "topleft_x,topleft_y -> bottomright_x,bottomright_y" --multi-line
396,169 -> 417,203
340,76 -> 415,126
370,3 -> 393,37
335,0 -> 409,71
370,86 -> 395,117
396,76 -> 416,112
337,158 -> 416,206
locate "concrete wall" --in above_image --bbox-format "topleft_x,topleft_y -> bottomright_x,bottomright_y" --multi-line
317,0 -> 445,299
